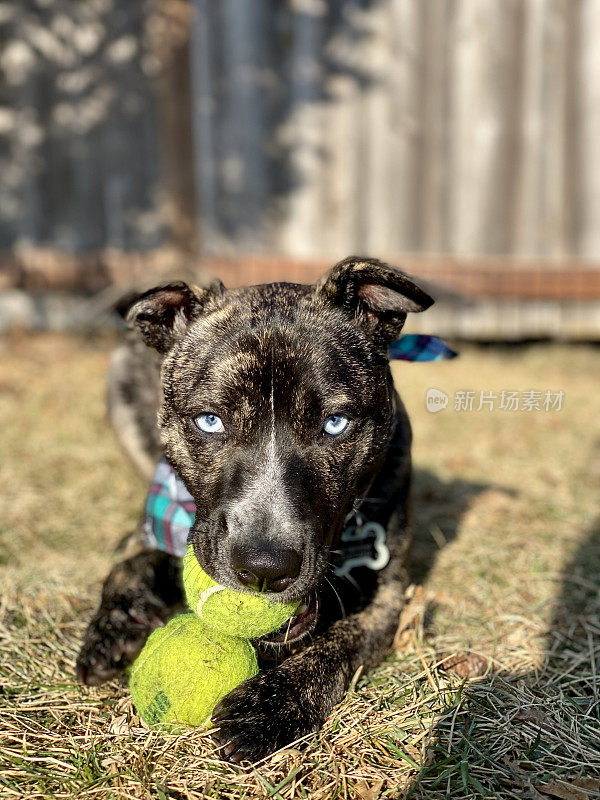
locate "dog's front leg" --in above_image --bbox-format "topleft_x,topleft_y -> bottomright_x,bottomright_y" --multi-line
76,550 -> 184,685
212,572 -> 406,764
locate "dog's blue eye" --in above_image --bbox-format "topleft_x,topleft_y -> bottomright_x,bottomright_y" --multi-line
194,413 -> 224,434
323,414 -> 349,436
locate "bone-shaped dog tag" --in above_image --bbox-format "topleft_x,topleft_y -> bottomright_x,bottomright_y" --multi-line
333,521 -> 390,576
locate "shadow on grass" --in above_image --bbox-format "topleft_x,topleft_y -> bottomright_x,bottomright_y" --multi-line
410,468 -> 508,587
407,514 -> 600,798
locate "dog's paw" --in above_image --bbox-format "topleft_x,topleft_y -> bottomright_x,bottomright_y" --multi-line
76,595 -> 167,686
211,668 -> 320,764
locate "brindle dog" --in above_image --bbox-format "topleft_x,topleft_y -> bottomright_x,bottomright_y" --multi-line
76,257 -> 433,763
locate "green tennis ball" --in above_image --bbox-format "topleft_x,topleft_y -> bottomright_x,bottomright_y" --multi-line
183,545 -> 299,638
129,613 -> 258,729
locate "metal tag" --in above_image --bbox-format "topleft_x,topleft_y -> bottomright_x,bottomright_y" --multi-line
333,520 -> 390,576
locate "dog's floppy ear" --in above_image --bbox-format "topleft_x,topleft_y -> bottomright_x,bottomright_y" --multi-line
127,279 -> 224,353
316,256 -> 434,347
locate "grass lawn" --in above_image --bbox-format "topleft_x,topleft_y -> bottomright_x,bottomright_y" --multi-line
0,333 -> 598,799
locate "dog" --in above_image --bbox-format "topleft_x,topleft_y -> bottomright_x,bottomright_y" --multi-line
76,256 -> 434,763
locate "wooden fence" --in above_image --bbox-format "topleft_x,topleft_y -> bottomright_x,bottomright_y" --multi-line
188,0 -> 600,260
3,1 -> 600,260
3,1 -> 600,337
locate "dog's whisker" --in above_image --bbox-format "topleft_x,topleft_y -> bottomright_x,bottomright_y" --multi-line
326,561 -> 358,587
337,571 -> 362,593
324,576 -> 346,620
354,497 -> 386,504
282,613 -> 294,645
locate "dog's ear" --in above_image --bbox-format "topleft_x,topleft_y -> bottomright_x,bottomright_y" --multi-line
126,279 -> 224,353
316,256 -> 434,346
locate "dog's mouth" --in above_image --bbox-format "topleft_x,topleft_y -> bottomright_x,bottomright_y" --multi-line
262,594 -> 318,644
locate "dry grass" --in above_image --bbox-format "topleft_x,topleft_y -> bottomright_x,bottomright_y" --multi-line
1,333 -> 599,799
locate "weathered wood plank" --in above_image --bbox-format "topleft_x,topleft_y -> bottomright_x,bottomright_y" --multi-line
3,1 -> 600,268
3,249 -> 600,300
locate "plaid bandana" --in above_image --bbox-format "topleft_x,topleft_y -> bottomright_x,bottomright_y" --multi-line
142,334 -> 457,561
143,459 -> 196,555
387,334 -> 458,362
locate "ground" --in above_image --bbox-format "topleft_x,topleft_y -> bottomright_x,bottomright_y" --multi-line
0,333 -> 598,800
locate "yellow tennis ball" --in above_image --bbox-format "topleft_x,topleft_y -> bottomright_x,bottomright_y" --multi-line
129,613 -> 258,729
183,545 -> 299,638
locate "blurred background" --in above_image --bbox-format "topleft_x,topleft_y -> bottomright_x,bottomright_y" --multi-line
2,0 -> 600,339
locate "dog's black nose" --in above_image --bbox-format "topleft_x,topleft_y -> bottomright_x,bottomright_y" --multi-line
231,541 -> 302,593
